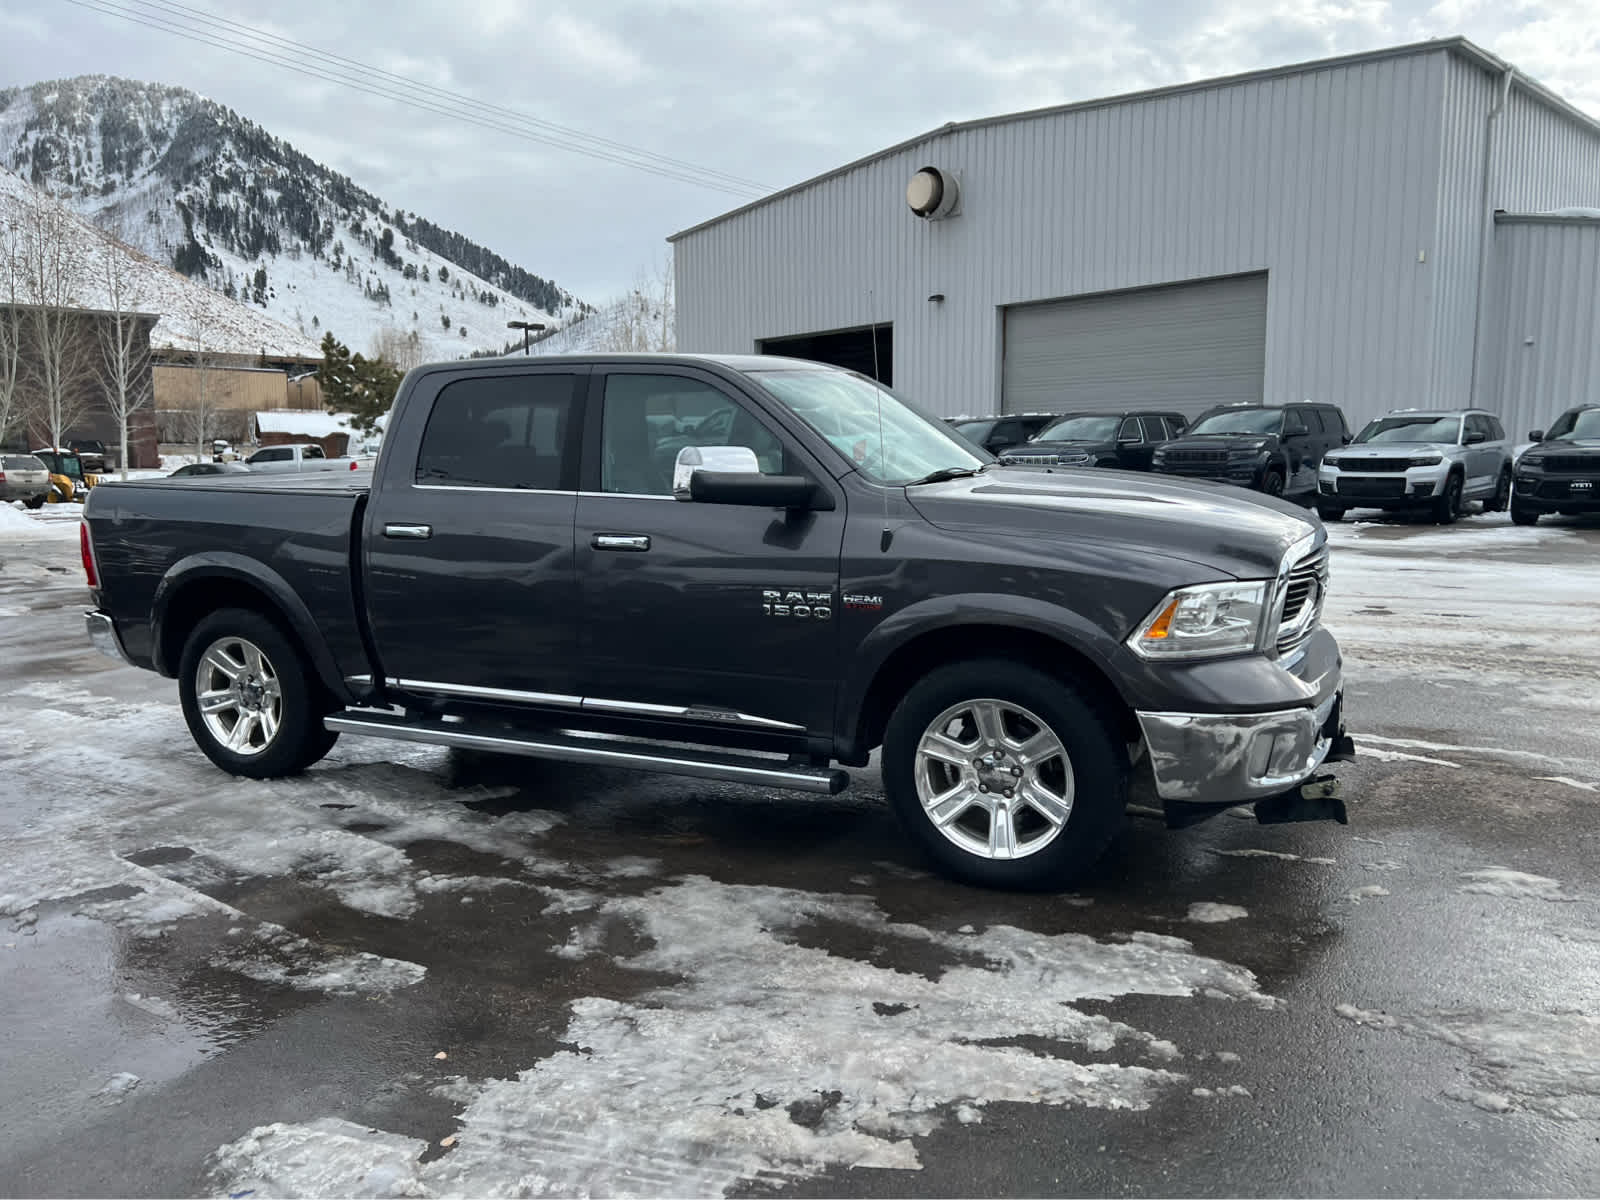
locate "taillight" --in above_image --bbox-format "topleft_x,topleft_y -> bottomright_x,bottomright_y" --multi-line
80,520 -> 100,588
350,459 -> 359,470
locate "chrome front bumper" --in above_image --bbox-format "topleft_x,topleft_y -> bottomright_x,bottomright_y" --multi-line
1136,689 -> 1342,804
85,610 -> 133,666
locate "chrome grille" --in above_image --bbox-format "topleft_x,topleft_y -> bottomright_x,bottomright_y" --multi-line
1002,453 -> 1061,466
1275,548 -> 1328,654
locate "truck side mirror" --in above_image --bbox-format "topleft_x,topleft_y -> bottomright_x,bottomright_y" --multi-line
1528,429 -> 1545,442
673,445 -> 829,511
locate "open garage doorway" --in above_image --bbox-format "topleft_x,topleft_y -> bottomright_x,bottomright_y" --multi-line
759,324 -> 893,385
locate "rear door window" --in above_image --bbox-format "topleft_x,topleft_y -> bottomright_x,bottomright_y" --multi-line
1139,417 -> 1167,441
304,445 -> 325,460
250,448 -> 291,463
415,373 -> 581,490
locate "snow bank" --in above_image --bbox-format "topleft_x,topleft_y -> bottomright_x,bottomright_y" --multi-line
0,502 -> 81,542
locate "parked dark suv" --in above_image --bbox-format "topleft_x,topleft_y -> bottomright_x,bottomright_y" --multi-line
946,413 -> 1057,455
1151,402 -> 1350,499
1512,405 -> 1600,525
999,410 -> 1189,470
68,439 -> 108,473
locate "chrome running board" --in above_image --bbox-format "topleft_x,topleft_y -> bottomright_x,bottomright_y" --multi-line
325,712 -> 848,795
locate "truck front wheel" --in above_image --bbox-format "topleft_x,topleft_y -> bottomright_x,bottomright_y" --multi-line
178,608 -> 339,779
883,659 -> 1128,890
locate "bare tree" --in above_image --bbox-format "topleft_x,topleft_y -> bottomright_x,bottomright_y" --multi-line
585,257 -> 676,354
97,233 -> 152,479
370,324 -> 424,372
0,204 -> 25,447
176,293 -> 220,463
16,188 -> 95,448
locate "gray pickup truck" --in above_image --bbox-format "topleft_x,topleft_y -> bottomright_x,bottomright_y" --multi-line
81,353 -> 1353,889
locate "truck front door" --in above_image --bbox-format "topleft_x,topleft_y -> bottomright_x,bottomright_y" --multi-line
363,366 -> 586,703
573,367 -> 846,734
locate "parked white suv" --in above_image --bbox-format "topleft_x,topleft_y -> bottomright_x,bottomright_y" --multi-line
1317,409 -> 1512,524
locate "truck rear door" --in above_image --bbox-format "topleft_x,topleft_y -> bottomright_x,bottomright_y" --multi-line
362,365 -> 587,702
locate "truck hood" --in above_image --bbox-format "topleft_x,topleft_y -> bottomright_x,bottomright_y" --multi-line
906,467 -> 1318,578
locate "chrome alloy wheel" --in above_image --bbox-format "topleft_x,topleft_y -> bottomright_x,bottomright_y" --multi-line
912,698 -> 1075,860
194,635 -> 283,756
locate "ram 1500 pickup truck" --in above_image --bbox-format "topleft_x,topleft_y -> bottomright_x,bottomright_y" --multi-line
81,353 -> 1354,889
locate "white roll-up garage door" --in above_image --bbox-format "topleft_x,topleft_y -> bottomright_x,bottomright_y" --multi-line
1002,273 -> 1267,418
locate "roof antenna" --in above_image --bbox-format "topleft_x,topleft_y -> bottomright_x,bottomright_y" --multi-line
868,297 -> 892,552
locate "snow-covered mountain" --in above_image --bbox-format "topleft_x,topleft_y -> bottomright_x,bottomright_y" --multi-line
1,166 -> 322,359
0,75 -> 589,362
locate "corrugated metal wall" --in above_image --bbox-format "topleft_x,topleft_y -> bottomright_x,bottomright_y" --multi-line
676,51 -> 1448,426
675,46 -> 1600,435
675,52 -> 1452,428
1431,57 -> 1600,412
1485,218 -> 1600,439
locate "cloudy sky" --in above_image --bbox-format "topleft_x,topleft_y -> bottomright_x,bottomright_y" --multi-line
3,0 -> 1598,303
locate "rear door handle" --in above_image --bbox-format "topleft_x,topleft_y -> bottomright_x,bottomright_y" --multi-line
383,523 -> 432,540
592,533 -> 650,552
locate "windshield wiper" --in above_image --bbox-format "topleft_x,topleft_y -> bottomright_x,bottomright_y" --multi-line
906,466 -> 982,486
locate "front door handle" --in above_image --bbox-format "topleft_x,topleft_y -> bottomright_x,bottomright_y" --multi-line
383,523 -> 432,540
592,533 -> 650,552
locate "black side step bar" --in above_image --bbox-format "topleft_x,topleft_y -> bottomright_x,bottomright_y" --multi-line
325,712 -> 850,795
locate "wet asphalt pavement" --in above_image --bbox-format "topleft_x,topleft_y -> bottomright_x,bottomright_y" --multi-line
2,509 -> 1599,1197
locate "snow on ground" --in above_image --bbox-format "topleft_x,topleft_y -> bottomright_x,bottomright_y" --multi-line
1186,902 -> 1249,923
1336,1004 -> 1600,1119
1321,512 -> 1600,722
213,877 -> 1274,1197
1456,867 -> 1572,901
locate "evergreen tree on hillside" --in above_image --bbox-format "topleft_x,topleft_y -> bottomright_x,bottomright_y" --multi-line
318,332 -> 401,434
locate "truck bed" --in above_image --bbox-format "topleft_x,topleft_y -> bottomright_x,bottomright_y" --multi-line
85,472 -> 373,686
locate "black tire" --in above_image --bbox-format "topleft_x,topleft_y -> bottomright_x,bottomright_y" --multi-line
1261,469 -> 1286,498
178,607 -> 339,779
23,495 -> 44,510
1510,500 -> 1539,526
1487,467 -> 1512,513
1316,501 -> 1345,522
1432,472 -> 1464,524
882,658 -> 1128,891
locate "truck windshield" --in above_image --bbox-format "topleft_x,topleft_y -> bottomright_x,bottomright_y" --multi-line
1187,409 -> 1283,436
1035,415 -> 1120,442
1354,415 -> 1461,444
750,369 -> 988,485
1547,409 -> 1600,441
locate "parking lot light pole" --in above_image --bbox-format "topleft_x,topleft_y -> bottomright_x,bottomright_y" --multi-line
506,320 -> 546,355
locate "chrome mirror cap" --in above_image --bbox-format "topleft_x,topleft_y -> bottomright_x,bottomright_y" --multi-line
673,445 -> 761,499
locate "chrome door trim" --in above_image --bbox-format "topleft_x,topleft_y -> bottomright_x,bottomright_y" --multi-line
581,695 -> 805,732
411,483 -> 577,496
390,679 -> 583,708
382,523 -> 433,540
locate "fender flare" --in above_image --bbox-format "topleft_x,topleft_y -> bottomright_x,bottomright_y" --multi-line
833,592 -> 1132,755
151,552 -> 352,703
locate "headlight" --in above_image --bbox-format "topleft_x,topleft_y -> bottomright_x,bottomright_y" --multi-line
1127,581 -> 1268,660
1322,455 -> 1342,467
1152,450 -> 1167,463
1520,455 -> 1545,469
1407,455 -> 1443,467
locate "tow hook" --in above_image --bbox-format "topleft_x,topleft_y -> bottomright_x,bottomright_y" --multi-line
1254,774 -> 1348,826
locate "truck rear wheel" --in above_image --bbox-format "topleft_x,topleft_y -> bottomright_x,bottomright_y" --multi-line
883,659 -> 1127,890
178,608 -> 339,779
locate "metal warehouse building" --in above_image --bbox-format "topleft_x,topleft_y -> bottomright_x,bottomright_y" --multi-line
670,38 -> 1600,438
